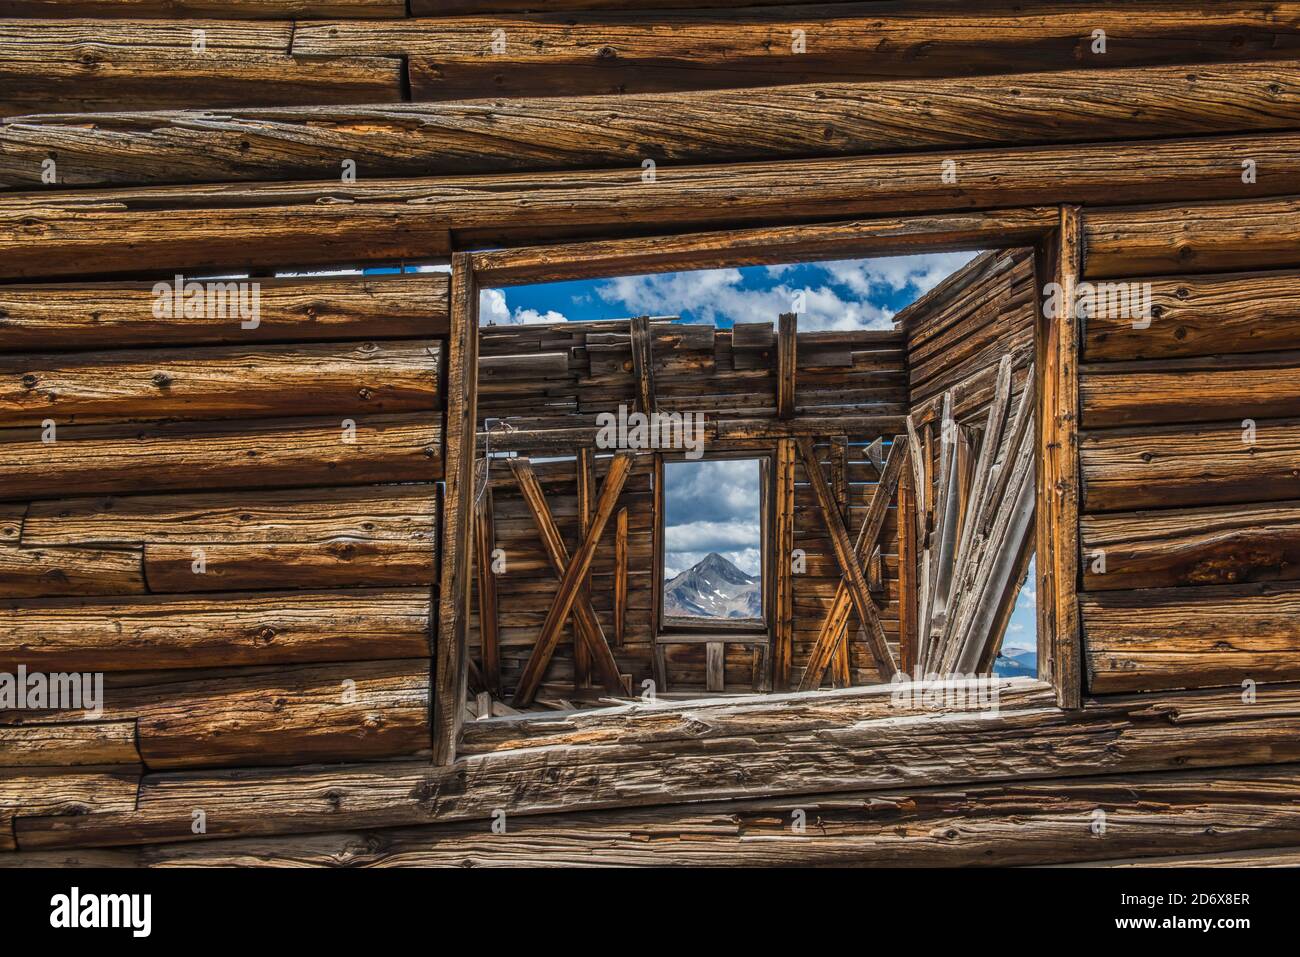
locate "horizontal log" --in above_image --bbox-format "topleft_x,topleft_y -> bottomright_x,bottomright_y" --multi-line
1081,500 -> 1300,592
292,4 -> 1300,99
1082,581 -> 1300,692
15,678 -> 1300,849
15,763 -> 1300,867
3,133 -> 1297,279
0,414 -> 443,500
0,544 -> 144,598
134,658 -> 430,769
1084,196 -> 1300,278
0,340 -> 442,426
6,60 -> 1300,188
22,483 -> 436,546
0,588 -> 431,673
144,540 -> 436,592
0,21 -> 403,113
0,722 -> 140,768
1082,270 -> 1300,361
1080,353 -> 1300,427
0,273 -> 449,352
1080,417 -> 1300,512
0,766 -> 139,827
4,0 -> 406,15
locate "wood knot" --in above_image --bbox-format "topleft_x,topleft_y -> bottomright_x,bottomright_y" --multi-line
254,626 -> 277,644
151,372 -> 173,388
20,374 -> 37,389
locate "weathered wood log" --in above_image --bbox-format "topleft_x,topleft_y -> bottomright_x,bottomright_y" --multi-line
133,659 -> 430,769
16,763 -> 1300,868
772,438 -> 796,691
0,544 -> 145,598
0,722 -> 140,768
143,541 -> 436,592
6,61 -> 1300,188
1083,581 -> 1300,692
1081,352 -> 1300,428
0,588 -> 431,673
1082,270 -> 1300,361
776,312 -> 797,419
22,483 -> 436,547
473,460 -> 500,696
3,133 -> 1295,279
613,506 -> 627,648
292,5 -> 1300,99
1085,196 -> 1300,278
0,414 -> 443,500
0,273 -> 449,352
0,20 -> 403,114
5,0 -> 406,15
1080,417 -> 1300,512
0,767 -> 139,835
0,340 -> 442,426
1081,499 -> 1300,592
17,678 -> 1300,850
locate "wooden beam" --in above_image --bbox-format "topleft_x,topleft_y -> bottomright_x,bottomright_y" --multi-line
513,452 -> 633,706
776,311 -> 797,419
507,456 -> 626,699
795,437 -> 899,686
433,253 -> 478,765
473,458 -> 500,697
574,448 -> 595,689
629,315 -> 656,415
771,438 -> 796,691
1037,206 -> 1084,709
614,507 -> 628,648
897,446 -> 919,673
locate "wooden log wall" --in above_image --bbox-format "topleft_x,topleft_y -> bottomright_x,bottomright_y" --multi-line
1078,207 -> 1300,694
4,0 -> 1300,866
0,271 -> 448,844
472,318 -> 908,697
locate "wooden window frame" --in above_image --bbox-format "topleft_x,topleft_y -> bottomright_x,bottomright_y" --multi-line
435,207 -> 1082,764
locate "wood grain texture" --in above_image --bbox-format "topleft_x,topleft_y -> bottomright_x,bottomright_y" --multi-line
3,133 -> 1294,279
1083,582 -> 1300,691
0,340 -> 441,426
0,414 -> 442,500
0,274 -> 449,352
0,723 -> 140,769
5,0 -> 406,16
7,61 -> 1300,188
0,543 -> 145,598
0,588 -> 431,673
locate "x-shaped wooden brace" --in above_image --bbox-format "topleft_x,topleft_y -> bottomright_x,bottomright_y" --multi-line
796,434 -> 909,690
511,451 -> 634,706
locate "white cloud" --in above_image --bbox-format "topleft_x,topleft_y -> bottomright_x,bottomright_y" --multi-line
479,288 -> 567,325
819,252 -> 980,297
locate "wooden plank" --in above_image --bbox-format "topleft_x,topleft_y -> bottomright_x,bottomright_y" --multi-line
1085,196 -> 1300,278
795,437 -> 898,685
0,723 -> 139,768
506,457 -> 626,698
0,588 -> 431,673
1080,355 -> 1300,428
0,340 -> 442,426
705,642 -> 725,693
1080,500 -> 1300,592
0,274 -> 449,352
512,452 -> 633,706
1080,418 -> 1300,512
134,659 -> 430,769
22,483 -> 436,547
0,414 -> 442,501
613,506 -> 628,648
9,61 -> 1300,189
0,544 -> 145,598
772,438 -> 796,691
0,20 -> 403,114
143,540 -> 436,592
776,311 -> 796,419
920,395 -> 958,668
289,6 -> 1300,99
1082,270 -> 1300,362
5,0 -> 406,16
4,134 -> 1293,279
896,447 -> 919,672
433,254 -> 478,766
629,315 -> 656,415
474,459 -> 500,697
1083,582 -> 1300,692
1038,206 -> 1084,708
573,448 -> 594,689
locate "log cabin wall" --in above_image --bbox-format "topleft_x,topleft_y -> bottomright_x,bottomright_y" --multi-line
3,1 -> 1300,865
471,318 -> 909,700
